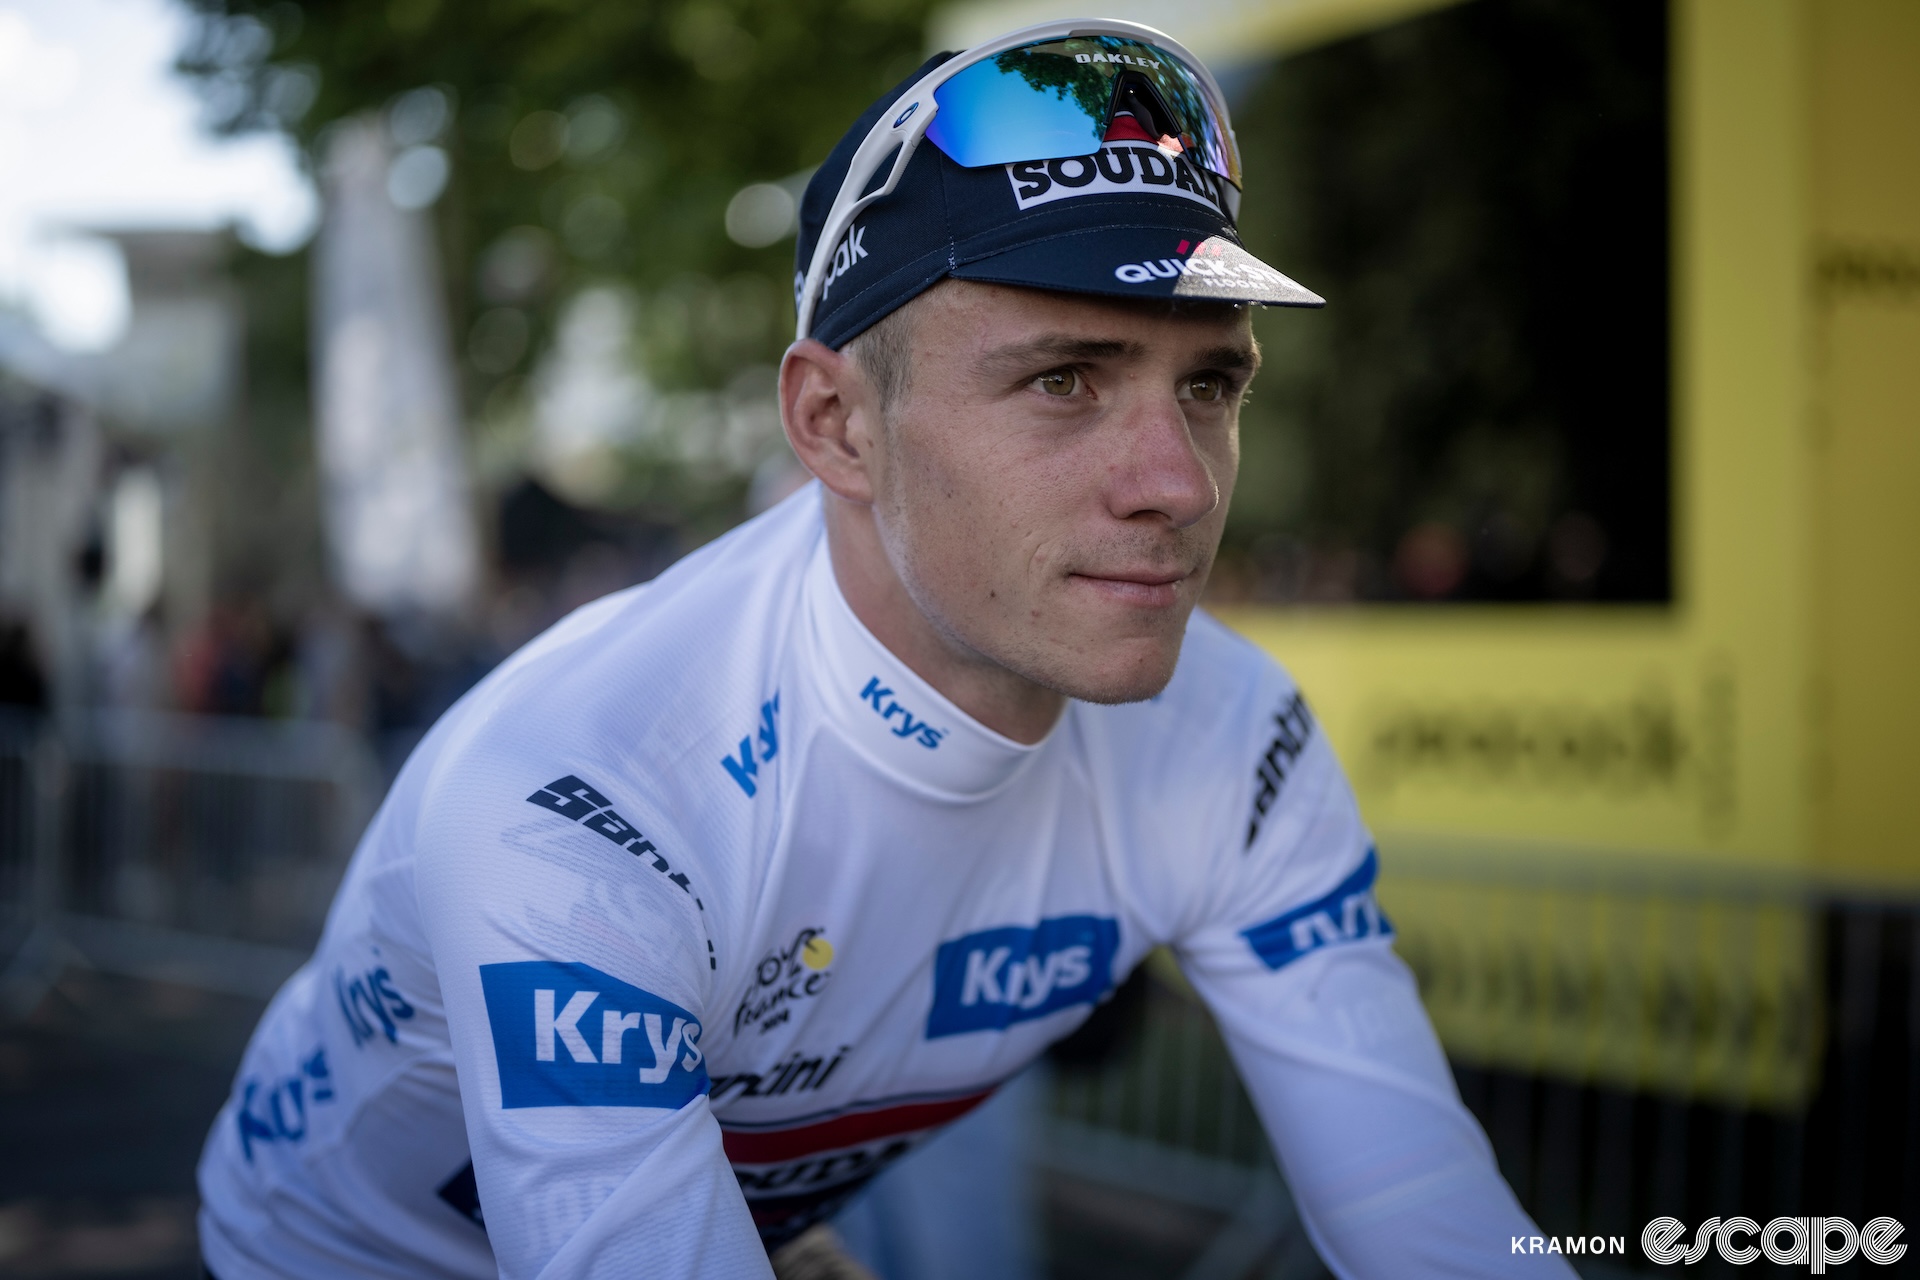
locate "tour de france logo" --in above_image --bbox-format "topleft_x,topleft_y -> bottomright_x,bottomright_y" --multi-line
734,926 -> 835,1036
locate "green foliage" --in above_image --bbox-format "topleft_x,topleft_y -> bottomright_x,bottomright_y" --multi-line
176,0 -> 938,514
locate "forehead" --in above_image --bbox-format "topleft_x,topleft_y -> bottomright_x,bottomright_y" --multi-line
912,278 -> 1253,349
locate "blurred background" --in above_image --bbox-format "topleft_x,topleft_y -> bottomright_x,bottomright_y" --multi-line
0,0 -> 1914,1275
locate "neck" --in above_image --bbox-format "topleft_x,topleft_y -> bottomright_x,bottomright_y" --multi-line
822,492 -> 1066,745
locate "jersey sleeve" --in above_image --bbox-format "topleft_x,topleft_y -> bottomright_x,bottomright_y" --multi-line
412,755 -> 772,1280
1173,681 -> 1575,1279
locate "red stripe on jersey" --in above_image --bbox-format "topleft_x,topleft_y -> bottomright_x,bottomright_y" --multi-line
721,1089 -> 993,1165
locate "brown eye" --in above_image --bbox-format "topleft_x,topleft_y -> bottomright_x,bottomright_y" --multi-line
1034,369 -> 1079,397
1181,373 -> 1225,403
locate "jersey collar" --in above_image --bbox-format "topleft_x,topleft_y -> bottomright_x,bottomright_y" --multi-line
803,536 -> 1053,799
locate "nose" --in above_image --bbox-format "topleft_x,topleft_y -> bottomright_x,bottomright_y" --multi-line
1104,392 -> 1221,530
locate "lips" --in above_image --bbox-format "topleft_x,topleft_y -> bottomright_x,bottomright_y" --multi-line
1072,567 -> 1189,588
1067,567 -> 1193,607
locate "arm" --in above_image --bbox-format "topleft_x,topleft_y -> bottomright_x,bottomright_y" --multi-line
1175,692 -> 1573,1279
415,765 -> 772,1280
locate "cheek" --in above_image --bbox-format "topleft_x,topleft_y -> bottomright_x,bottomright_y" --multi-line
888,427 -> 1067,595
1212,421 -> 1242,505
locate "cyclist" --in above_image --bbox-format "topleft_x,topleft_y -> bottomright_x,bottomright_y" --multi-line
199,20 -> 1572,1279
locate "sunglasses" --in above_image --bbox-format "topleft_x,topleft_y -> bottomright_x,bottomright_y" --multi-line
795,19 -> 1242,341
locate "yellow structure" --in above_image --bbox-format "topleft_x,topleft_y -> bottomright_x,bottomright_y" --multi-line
929,0 -> 1917,872
1216,0 -> 1920,1103
937,0 -> 1919,1101
1227,0 -> 1918,883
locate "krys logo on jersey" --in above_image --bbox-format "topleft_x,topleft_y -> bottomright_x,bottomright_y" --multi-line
736,927 -> 837,1036
927,914 -> 1119,1039
480,960 -> 706,1109
858,677 -> 946,750
334,958 -> 415,1048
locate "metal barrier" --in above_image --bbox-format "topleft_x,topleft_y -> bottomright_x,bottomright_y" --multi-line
1036,855 -> 1920,1278
6,715 -> 1912,1276
0,708 -> 380,1011
1040,969 -> 1325,1280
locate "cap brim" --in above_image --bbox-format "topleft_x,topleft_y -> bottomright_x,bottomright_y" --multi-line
950,228 -> 1324,308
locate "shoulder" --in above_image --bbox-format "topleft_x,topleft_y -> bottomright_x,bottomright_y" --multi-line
398,489 -> 822,939
435,486 -> 821,789
1068,611 -> 1321,927
1076,608 -> 1306,798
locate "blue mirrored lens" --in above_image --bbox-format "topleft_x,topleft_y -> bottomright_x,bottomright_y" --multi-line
927,56 -> 1105,168
925,37 -> 1239,185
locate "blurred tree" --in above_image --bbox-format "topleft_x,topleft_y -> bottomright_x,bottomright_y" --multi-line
177,0 -> 937,527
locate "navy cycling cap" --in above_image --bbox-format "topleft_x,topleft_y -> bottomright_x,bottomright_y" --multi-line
794,52 -> 1325,351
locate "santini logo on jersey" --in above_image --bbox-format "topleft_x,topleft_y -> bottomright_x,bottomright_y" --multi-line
479,960 -> 707,1109
1240,848 -> 1392,971
859,677 -> 946,749
1006,146 -> 1227,215
1246,690 -> 1315,849
525,774 -> 716,970
926,915 -> 1119,1039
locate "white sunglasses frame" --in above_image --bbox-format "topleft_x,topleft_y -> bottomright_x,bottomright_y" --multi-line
792,17 -> 1240,342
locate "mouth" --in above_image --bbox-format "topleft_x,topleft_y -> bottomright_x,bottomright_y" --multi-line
1067,567 -> 1193,609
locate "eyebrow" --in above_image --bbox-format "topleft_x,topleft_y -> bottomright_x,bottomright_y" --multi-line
975,335 -> 1261,378
976,336 -> 1140,375
1196,343 -> 1261,374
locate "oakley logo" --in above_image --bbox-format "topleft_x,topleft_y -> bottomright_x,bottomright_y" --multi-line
1006,145 -> 1226,215
1072,52 -> 1165,70
820,223 -> 869,300
480,960 -> 706,1109
858,677 -> 946,749
926,915 -> 1118,1039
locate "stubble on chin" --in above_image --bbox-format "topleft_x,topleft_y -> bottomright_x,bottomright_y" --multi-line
997,587 -> 1202,706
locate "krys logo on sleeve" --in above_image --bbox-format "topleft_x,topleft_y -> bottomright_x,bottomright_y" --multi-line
926,915 -> 1119,1039
479,961 -> 706,1109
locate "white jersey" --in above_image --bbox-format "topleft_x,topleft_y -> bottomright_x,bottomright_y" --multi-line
198,485 -> 1570,1279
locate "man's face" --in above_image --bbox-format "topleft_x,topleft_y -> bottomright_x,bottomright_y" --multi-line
866,281 -> 1256,705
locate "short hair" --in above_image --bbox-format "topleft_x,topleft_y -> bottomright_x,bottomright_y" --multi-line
842,298 -> 915,415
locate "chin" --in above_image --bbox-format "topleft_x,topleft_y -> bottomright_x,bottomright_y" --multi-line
1031,638 -> 1185,706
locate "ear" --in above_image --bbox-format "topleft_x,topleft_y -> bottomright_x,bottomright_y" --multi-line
780,339 -> 883,506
